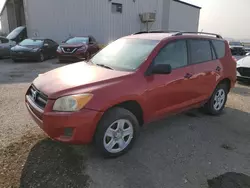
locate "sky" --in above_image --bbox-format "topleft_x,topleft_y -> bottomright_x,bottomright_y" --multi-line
183,0 -> 250,40
0,0 -> 250,39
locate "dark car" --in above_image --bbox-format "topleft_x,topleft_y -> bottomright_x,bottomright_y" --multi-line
11,38 -> 58,62
229,41 -> 246,55
57,36 -> 100,63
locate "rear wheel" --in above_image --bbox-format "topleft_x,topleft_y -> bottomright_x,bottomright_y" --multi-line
203,84 -> 228,115
95,107 -> 139,157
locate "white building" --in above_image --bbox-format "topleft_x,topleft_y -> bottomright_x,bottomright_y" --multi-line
0,0 -> 201,44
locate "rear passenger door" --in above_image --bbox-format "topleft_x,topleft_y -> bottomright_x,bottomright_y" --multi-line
188,39 -> 222,102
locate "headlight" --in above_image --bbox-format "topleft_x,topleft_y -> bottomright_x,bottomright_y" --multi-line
53,94 -> 93,112
57,46 -> 62,52
77,46 -> 87,52
31,48 -> 40,52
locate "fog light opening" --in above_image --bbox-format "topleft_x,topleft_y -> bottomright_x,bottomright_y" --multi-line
63,127 -> 74,137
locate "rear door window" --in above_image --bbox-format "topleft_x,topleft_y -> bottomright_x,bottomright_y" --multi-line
189,40 -> 212,64
212,40 -> 226,58
154,40 -> 188,69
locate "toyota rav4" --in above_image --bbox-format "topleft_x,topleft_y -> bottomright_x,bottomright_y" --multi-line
25,31 -> 236,157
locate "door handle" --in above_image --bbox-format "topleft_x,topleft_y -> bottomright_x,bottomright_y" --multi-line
184,73 -> 193,79
216,66 -> 221,72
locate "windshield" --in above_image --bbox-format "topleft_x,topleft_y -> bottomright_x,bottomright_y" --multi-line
6,26 -> 25,40
19,39 -> 44,46
65,37 -> 89,44
229,42 -> 242,46
91,38 -> 159,71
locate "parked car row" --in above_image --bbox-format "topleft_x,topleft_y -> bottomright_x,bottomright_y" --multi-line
0,26 -> 100,63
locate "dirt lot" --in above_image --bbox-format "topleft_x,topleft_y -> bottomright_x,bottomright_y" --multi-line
1,57 -> 250,188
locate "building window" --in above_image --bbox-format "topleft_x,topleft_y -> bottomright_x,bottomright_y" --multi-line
112,3 -> 122,13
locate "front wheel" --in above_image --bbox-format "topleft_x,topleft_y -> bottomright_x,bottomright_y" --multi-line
38,52 -> 45,62
95,107 -> 139,158
203,84 -> 228,115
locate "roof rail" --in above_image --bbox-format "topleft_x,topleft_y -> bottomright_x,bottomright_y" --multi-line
132,30 -> 180,35
174,32 -> 223,39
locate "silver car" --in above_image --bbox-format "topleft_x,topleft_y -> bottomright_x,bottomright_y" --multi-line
0,37 -> 16,58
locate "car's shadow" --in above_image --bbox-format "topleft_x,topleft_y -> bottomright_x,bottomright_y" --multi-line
19,107 -> 250,188
20,139 -> 91,188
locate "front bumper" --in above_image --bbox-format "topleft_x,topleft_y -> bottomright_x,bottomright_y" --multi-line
236,70 -> 250,81
11,51 -> 39,60
25,94 -> 103,144
57,52 -> 88,62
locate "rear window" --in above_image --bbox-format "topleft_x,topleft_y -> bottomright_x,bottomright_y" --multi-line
189,40 -> 212,64
212,40 -> 226,58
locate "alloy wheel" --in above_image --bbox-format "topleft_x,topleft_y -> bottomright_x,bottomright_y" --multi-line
213,88 -> 226,111
103,119 -> 134,154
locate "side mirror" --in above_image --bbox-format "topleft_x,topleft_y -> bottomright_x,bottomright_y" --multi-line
44,43 -> 49,47
149,64 -> 172,75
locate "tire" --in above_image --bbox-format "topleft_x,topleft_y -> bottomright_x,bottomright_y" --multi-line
85,51 -> 90,60
38,52 -> 45,62
203,84 -> 228,115
95,107 -> 140,158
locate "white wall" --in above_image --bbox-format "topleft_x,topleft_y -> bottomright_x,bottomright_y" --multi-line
168,0 -> 200,32
23,0 -> 163,44
161,0 -> 171,30
0,7 -> 9,34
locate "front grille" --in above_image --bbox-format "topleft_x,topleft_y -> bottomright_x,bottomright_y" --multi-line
62,47 -> 77,53
27,86 -> 48,109
237,67 -> 250,77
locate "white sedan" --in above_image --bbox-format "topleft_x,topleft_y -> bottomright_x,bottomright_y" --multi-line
237,55 -> 250,82
0,37 -> 16,58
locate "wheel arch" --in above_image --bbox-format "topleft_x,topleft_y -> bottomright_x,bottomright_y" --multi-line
105,100 -> 144,126
217,78 -> 231,93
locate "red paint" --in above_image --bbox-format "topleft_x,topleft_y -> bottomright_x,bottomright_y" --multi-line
26,33 -> 236,144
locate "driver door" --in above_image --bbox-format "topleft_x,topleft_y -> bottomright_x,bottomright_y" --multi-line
145,39 -> 197,121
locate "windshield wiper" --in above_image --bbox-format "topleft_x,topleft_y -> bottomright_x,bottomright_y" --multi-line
96,63 -> 113,70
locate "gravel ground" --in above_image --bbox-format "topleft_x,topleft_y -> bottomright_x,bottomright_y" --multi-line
1,57 -> 250,188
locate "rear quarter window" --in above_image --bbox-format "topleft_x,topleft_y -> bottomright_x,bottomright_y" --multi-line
212,40 -> 226,58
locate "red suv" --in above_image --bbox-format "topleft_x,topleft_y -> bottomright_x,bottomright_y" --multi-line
25,32 -> 236,157
57,36 -> 100,63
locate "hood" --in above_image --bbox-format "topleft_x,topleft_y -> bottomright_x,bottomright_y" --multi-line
60,43 -> 87,48
6,26 -> 26,40
11,45 -> 40,51
33,62 -> 133,99
237,56 -> 250,68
